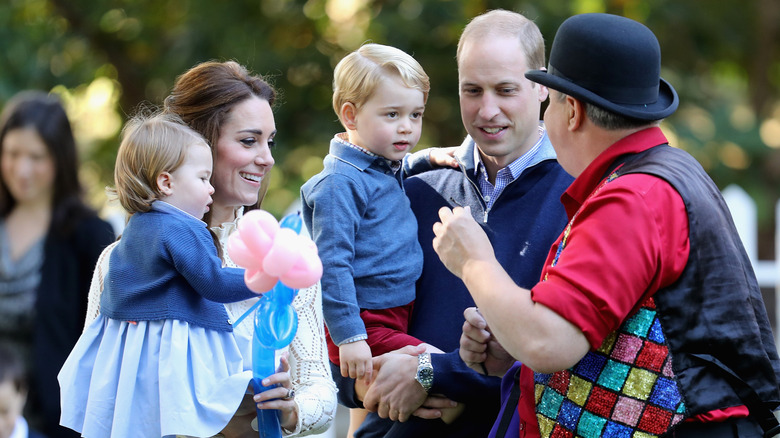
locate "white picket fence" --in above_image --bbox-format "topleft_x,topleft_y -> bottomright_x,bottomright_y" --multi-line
722,185 -> 780,347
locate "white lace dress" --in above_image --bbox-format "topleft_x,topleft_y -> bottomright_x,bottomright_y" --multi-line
79,209 -> 337,437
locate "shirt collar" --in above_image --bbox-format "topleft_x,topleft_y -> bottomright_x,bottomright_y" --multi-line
473,123 -> 553,181
9,415 -> 27,438
210,206 -> 242,239
331,133 -> 401,173
561,126 -> 670,218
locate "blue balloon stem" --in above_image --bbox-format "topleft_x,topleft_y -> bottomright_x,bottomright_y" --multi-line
252,334 -> 282,438
248,210 -> 305,437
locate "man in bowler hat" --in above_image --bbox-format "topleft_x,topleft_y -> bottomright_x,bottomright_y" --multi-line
436,13 -> 780,437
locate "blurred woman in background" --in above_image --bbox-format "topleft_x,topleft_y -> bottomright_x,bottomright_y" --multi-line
0,91 -> 116,438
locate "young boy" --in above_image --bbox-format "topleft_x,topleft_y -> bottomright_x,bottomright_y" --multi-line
301,43 -> 448,433
0,343 -> 47,438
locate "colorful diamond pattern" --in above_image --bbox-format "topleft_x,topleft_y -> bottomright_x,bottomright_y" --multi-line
597,360 -> 631,391
622,368 -> 656,400
572,352 -> 607,382
558,400 -> 582,430
635,342 -> 667,372
576,412 -> 607,438
536,178 -> 685,437
623,308 -> 654,338
649,377 -> 682,410
584,386 -> 616,417
535,300 -> 687,438
567,376 -> 591,406
603,421 -> 633,438
647,318 -> 665,344
610,334 -> 643,363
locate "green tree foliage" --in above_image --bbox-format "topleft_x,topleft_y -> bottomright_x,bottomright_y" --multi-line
1,0 -> 779,251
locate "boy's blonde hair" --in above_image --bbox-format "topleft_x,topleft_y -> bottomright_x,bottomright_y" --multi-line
111,111 -> 208,214
332,43 -> 430,127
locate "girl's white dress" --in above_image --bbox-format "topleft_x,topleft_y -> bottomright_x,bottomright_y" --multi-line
61,208 -> 337,437
58,316 -> 252,438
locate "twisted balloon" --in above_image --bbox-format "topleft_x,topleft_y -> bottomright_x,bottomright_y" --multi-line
226,210 -> 322,438
227,209 -> 322,292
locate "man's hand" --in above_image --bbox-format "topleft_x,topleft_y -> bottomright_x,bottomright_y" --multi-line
412,394 -> 464,424
432,206 -> 495,279
460,307 -> 514,377
362,347 -> 427,422
352,344 -> 423,403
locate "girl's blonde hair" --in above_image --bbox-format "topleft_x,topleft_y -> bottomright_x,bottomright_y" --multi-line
111,111 -> 207,214
332,43 -> 430,127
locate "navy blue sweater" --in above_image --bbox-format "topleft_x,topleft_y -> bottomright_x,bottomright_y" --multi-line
301,138 -> 422,345
339,136 -> 574,438
101,202 -> 258,331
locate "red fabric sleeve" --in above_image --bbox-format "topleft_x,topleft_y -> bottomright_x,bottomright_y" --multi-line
531,174 -> 689,349
326,302 -> 423,365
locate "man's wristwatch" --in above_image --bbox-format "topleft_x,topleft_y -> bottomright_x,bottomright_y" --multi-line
415,352 -> 434,393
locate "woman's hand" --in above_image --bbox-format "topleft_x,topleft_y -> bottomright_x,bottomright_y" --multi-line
253,352 -> 298,432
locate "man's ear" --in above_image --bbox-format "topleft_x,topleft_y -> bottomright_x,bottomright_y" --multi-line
340,102 -> 358,130
157,172 -> 174,196
566,95 -> 585,131
537,84 -> 549,102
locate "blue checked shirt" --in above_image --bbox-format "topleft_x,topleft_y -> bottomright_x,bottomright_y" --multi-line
475,125 -> 546,209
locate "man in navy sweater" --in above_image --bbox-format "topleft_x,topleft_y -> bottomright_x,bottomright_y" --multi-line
332,10 -> 574,438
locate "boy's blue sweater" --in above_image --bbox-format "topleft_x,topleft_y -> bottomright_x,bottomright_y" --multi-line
300,138 -> 423,345
338,134 -> 574,437
100,201 -> 257,331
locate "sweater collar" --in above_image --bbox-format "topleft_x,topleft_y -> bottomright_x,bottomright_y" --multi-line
151,200 -> 207,224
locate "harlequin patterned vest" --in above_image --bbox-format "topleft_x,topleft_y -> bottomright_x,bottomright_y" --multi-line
534,145 -> 780,437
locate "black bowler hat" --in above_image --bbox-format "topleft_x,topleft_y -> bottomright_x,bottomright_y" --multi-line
525,13 -> 678,121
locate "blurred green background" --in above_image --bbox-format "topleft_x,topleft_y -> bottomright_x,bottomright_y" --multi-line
2,0 -> 779,255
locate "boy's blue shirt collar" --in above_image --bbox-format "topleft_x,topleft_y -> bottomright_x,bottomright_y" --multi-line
328,135 -> 393,172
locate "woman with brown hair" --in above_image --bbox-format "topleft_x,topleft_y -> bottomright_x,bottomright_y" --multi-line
82,61 -> 336,437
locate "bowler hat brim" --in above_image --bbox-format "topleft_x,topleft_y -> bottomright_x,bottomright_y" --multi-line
525,69 -> 679,121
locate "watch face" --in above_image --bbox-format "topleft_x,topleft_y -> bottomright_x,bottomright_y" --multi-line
419,368 -> 434,385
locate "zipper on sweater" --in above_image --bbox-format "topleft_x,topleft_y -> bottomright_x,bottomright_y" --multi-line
459,163 -> 490,224
476,167 -> 531,224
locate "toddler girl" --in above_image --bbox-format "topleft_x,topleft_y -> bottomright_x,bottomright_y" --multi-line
58,112 -> 260,438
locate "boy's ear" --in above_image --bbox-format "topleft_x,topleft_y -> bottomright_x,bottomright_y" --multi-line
157,172 -> 174,196
340,102 -> 358,130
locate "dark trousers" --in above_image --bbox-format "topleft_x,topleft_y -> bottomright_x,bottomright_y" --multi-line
665,418 -> 764,438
